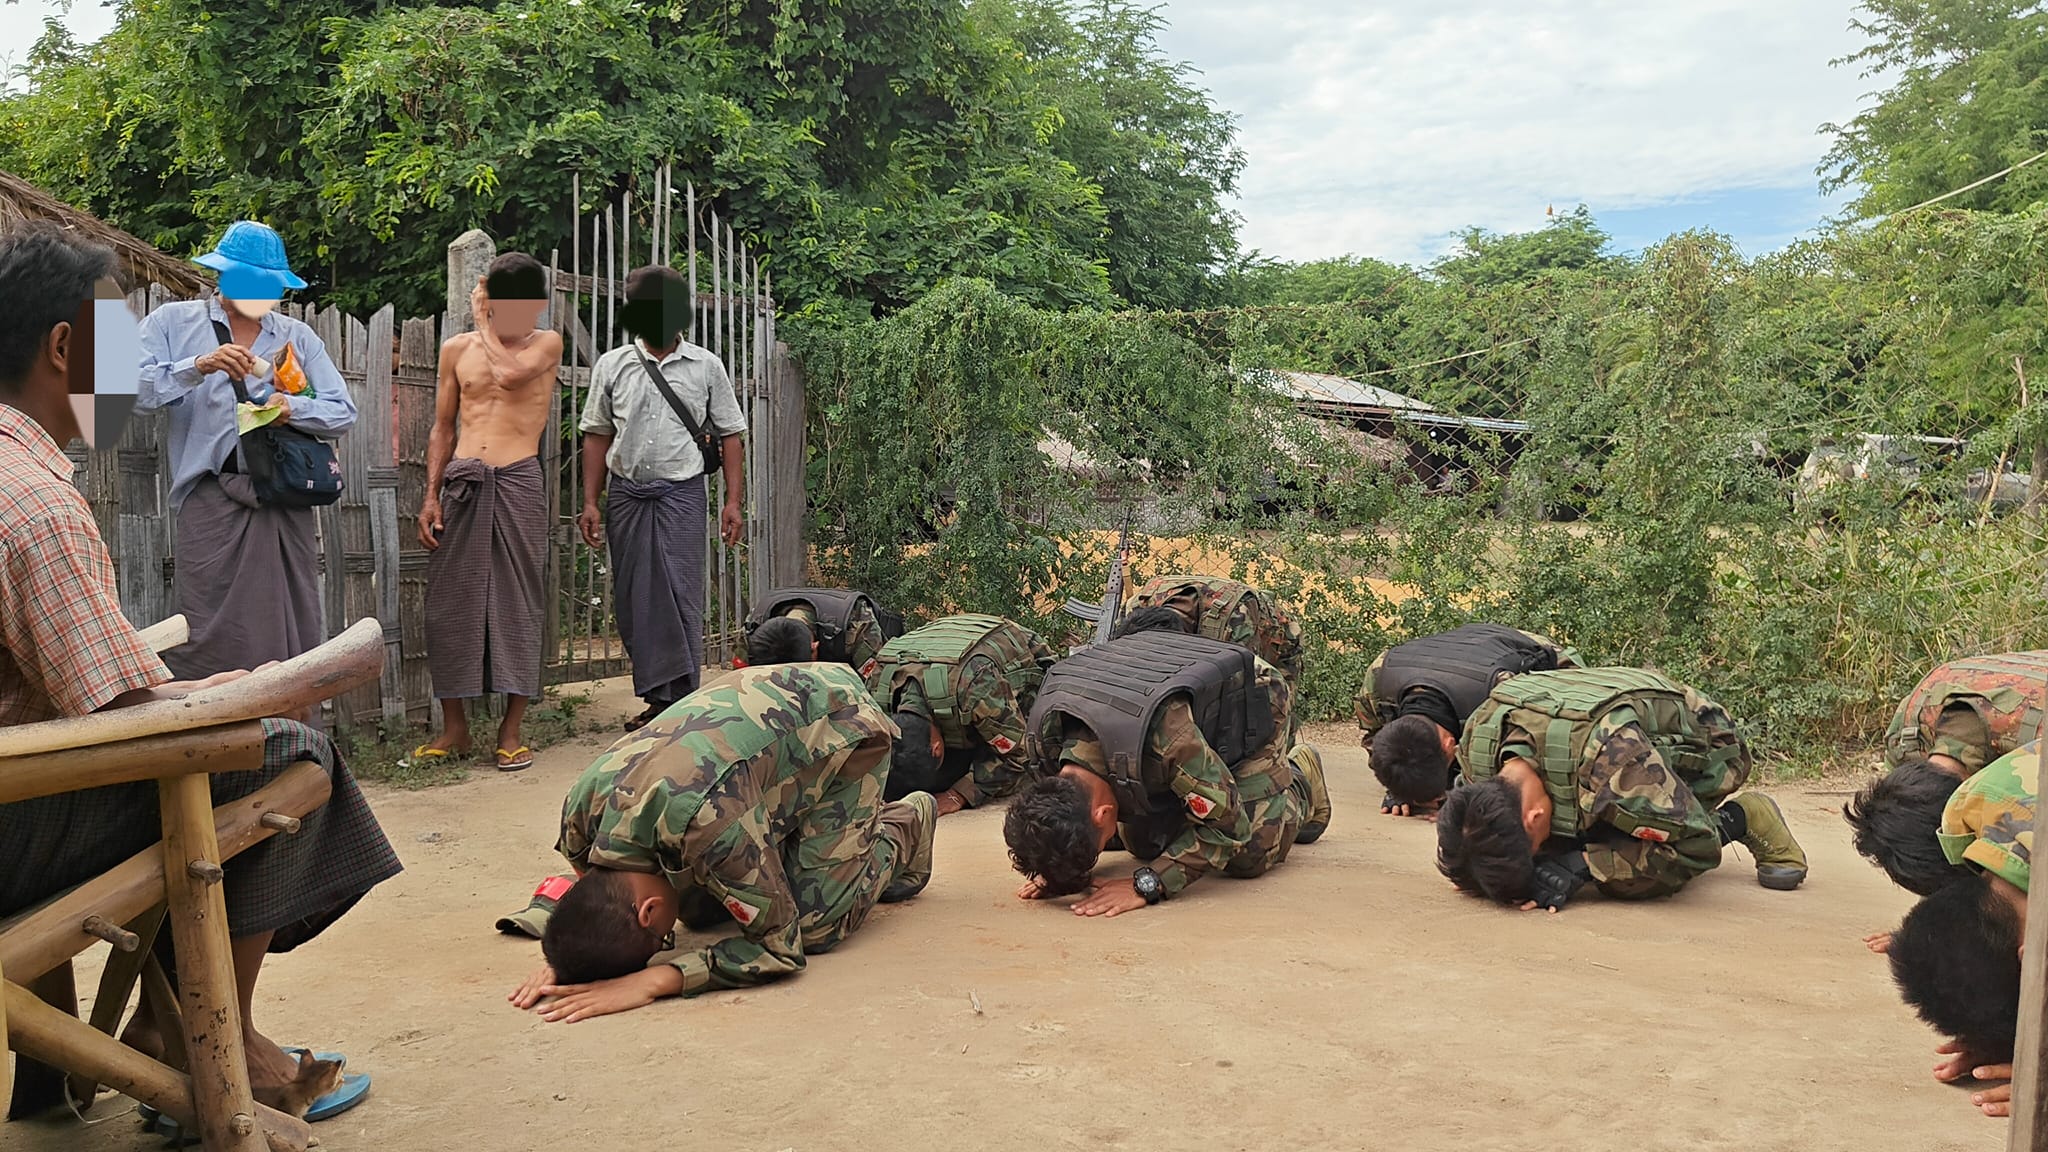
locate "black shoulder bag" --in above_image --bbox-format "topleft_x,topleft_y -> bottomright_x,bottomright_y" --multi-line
637,355 -> 726,471
212,319 -> 344,508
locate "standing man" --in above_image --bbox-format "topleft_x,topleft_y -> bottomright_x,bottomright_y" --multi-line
578,265 -> 746,732
413,256 -> 563,771
138,221 -> 355,679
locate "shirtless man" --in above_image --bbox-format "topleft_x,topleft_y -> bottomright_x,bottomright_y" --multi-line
413,254 -> 562,770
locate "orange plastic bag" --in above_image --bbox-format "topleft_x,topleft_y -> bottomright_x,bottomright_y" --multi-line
273,343 -> 310,395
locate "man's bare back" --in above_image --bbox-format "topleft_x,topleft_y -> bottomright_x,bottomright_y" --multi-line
441,326 -> 560,466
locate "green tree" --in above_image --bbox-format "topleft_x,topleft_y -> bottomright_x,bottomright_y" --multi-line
1220,253 -> 1407,306
1432,204 -> 1620,286
1821,0 -> 2048,217
0,0 -> 1241,316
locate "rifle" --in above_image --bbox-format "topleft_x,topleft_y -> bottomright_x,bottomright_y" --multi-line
1062,506 -> 1135,651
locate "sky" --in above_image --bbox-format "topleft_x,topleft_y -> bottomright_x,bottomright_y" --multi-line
0,0 -> 1886,266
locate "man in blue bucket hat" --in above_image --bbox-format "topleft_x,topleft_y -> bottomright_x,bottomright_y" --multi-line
138,221 -> 357,683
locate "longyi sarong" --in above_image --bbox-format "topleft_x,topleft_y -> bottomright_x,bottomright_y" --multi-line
607,475 -> 706,704
165,472 -> 323,680
426,455 -> 546,699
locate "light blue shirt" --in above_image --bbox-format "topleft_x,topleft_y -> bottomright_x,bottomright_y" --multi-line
137,297 -> 357,510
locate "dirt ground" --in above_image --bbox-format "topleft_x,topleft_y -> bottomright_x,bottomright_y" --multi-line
8,681 -> 2009,1152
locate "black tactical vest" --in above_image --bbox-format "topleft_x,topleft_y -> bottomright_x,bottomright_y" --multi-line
745,587 -> 902,665
1026,632 -> 1272,817
1374,624 -> 1558,727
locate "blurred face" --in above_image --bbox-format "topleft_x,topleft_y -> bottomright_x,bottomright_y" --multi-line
218,265 -> 281,319
489,299 -> 545,340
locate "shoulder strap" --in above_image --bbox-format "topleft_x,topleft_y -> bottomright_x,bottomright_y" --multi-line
210,318 -> 254,404
637,354 -> 712,443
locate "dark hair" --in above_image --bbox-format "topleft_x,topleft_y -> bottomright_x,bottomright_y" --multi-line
747,615 -> 814,665
0,223 -> 114,393
1114,605 -> 1193,638
1004,774 -> 1101,897
620,264 -> 687,347
1435,776 -> 1535,903
890,710 -> 944,795
539,868 -> 665,984
1372,714 -> 1453,805
1844,761 -> 1970,896
485,252 -> 547,300
1890,877 -> 2023,1063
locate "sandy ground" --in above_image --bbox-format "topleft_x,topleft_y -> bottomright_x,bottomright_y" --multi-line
7,684 -> 2009,1152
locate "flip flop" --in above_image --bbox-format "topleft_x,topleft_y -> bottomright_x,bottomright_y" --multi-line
399,745 -> 453,769
143,1055 -> 355,1132
494,746 -> 534,772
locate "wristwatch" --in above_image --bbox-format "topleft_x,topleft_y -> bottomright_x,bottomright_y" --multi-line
1132,867 -> 1164,905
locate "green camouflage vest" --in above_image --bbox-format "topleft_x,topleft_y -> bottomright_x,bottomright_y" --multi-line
870,614 -> 1047,748
1884,652 -> 2048,768
1460,667 -> 1730,840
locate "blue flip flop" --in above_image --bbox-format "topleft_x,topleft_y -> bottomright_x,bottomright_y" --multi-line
140,1053 -> 356,1134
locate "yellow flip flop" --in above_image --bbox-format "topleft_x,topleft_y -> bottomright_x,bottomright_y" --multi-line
495,746 -> 534,772
399,745 -> 452,769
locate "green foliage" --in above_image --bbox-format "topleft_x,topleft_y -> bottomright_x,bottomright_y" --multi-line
1822,0 -> 2048,217
1433,205 -> 1624,287
0,0 -> 1242,316
1222,254 -> 1408,306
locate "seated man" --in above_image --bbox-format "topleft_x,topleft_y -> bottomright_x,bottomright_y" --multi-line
745,587 -> 894,677
1845,652 -> 2048,898
1886,740 -> 2035,1119
1355,623 -> 1578,817
1002,608 -> 1332,917
868,613 -> 1055,815
0,224 -> 400,1119
1128,574 -> 1304,684
508,662 -> 936,1021
1436,667 -> 1807,910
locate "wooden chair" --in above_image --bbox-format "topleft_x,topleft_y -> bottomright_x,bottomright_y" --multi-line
0,617 -> 385,1152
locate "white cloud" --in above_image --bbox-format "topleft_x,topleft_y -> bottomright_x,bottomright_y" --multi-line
1151,0 -> 1883,263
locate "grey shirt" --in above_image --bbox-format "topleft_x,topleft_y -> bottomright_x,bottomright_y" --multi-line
579,338 -> 746,482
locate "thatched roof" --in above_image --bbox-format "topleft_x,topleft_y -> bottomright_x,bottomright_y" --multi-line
0,170 -> 209,297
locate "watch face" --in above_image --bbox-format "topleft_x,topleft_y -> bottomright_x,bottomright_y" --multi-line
1134,870 -> 1162,901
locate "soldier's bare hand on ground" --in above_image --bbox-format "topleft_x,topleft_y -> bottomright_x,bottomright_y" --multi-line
1016,877 -> 1049,900
936,791 -> 966,817
1516,901 -> 1562,915
535,967 -> 680,1023
196,344 -> 257,380
509,964 -> 557,1010
1864,930 -> 1892,954
577,503 -> 605,549
418,497 -> 444,550
1072,879 -> 1148,918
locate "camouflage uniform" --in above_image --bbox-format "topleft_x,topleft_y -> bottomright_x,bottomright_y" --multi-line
872,616 -> 1056,807
1129,575 -> 1305,684
1055,655 -> 1309,898
555,663 -> 921,994
1461,673 -> 1752,899
1352,626 -> 1579,741
1883,652 -> 2048,775
780,600 -> 885,678
1938,741 -> 2038,893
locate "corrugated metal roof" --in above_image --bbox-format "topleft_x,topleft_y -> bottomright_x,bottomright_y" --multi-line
1397,411 -> 1532,435
1259,369 -> 1438,413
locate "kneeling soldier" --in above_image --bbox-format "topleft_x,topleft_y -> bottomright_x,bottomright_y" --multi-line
1436,667 -> 1807,911
1003,608 -> 1332,917
868,613 -> 1056,815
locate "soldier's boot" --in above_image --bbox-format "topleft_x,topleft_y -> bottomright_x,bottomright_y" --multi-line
1725,793 -> 1807,891
1288,743 -> 1333,845
879,791 -> 937,903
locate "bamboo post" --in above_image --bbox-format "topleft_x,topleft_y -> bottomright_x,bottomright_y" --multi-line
158,771 -> 265,1152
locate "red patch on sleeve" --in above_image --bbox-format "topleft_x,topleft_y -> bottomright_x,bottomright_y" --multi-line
724,896 -> 758,926
1186,793 -> 1216,819
1632,826 -> 1670,843
989,736 -> 1016,754
535,875 -> 575,901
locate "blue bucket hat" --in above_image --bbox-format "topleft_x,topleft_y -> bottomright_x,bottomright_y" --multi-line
194,220 -> 307,297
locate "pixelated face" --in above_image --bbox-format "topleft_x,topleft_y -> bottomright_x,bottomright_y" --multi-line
217,263 -> 281,318
67,277 -> 141,450
489,299 -> 546,340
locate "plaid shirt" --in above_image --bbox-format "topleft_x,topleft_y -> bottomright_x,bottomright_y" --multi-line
0,403 -> 169,725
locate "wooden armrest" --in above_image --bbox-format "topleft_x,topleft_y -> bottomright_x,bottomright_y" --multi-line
135,615 -> 189,655
0,617 -> 383,761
